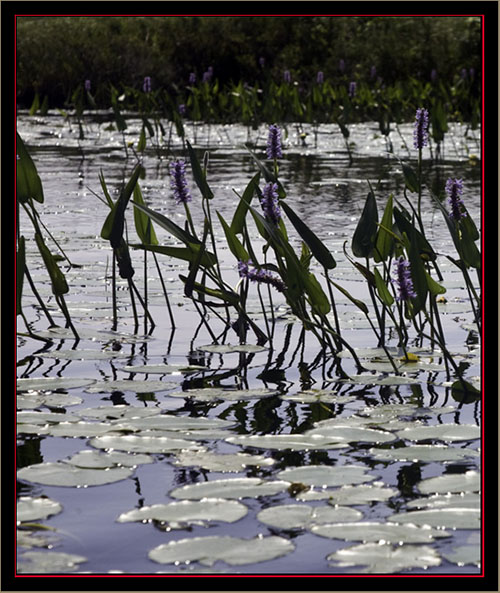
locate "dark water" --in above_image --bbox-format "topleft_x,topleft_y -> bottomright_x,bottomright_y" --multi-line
16,113 -> 481,575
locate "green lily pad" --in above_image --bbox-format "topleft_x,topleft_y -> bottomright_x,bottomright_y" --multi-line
169,387 -> 278,401
280,390 -> 356,404
17,411 -> 81,424
305,425 -> 396,444
17,551 -> 87,573
304,484 -> 398,505
407,492 -> 480,510
44,421 -> 122,438
85,380 -> 177,393
172,450 -> 275,472
122,363 -> 207,374
328,542 -> 441,573
65,449 -> 153,468
197,344 -> 267,354
369,445 -> 480,462
257,504 -> 362,530
442,545 -> 480,566
225,434 -> 348,451
170,477 -> 290,500
277,465 -> 378,487
17,497 -> 63,522
148,535 -> 293,567
17,393 -> 83,409
112,414 -> 235,432
389,508 -> 480,529
38,349 -> 129,360
396,424 -> 480,442
17,377 -> 96,392
311,521 -> 450,543
17,462 -> 133,487
417,471 -> 480,494
117,499 -> 248,527
89,434 -> 201,454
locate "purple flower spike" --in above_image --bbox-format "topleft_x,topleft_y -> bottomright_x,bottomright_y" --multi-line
169,160 -> 192,205
413,108 -> 429,150
189,72 -> 196,85
260,182 -> 281,225
143,76 -> 152,93
266,124 -> 283,160
316,71 -> 324,84
178,104 -> 186,116
84,79 -> 91,92
259,57 -> 265,68
348,81 -> 357,98
283,70 -> 291,83
393,257 -> 417,302
446,178 -> 466,221
238,260 -> 286,293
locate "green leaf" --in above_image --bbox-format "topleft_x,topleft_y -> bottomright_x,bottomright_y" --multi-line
280,201 -> 336,269
329,280 -> 369,315
425,270 -> 446,296
407,227 -> 428,313
137,127 -> 146,152
217,212 -> 249,262
374,195 -> 394,262
29,93 -> 40,116
133,184 -> 158,245
352,189 -> 378,258
17,236 -> 26,315
451,380 -> 481,404
16,133 -> 44,204
374,267 -> 394,306
115,239 -> 135,279
179,275 -> 240,307
98,171 -> 114,209
132,202 -> 200,246
393,207 -> 436,261
186,141 -> 214,200
230,172 -> 260,235
401,162 -> 419,194
34,233 -> 69,296
184,222 -> 209,298
304,272 -> 330,315
245,147 -> 286,198
130,244 -> 216,268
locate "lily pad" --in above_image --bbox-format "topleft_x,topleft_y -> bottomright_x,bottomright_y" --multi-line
38,349 -> 128,360
17,497 -> 63,522
225,434 -> 348,451
417,471 -> 480,494
369,445 -> 479,462
148,535 -> 293,567
442,545 -> 480,566
172,450 -> 275,472
170,477 -> 290,500
17,411 -> 81,424
117,499 -> 248,527
328,542 -> 441,573
389,508 -> 480,529
311,521 -> 450,543
277,465 -> 378,488
113,414 -> 235,432
89,434 -> 201,454
310,484 -> 398,505
44,421 -> 122,438
85,380 -> 177,393
17,377 -> 96,392
257,504 -> 362,530
197,344 -> 267,354
280,390 -> 356,404
17,530 -> 56,549
65,449 -> 153,468
122,363 -> 207,374
169,387 -> 278,401
17,462 -> 133,487
342,374 -> 421,385
79,405 -> 162,421
305,425 -> 396,444
407,492 -> 480,510
396,424 -> 481,442
17,393 -> 83,409
17,551 -> 87,573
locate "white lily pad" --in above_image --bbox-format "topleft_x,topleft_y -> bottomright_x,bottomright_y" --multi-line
122,363 -> 207,374
17,393 -> 83,410
312,484 -> 398,505
197,344 -> 267,354
17,377 -> 96,392
170,477 -> 290,500
17,497 -> 63,522
17,462 -> 133,487
328,542 -> 441,573
407,492 -> 480,510
17,551 -> 87,573
89,434 -> 201,454
442,545 -> 480,566
337,347 -> 399,359
17,530 -> 56,549
342,374 -> 421,385
34,326 -> 151,344
225,434 -> 348,451
44,421 -> 121,438
169,387 -> 278,401
280,390 -> 356,404
305,425 -> 396,444
257,504 -> 362,530
17,411 -> 81,424
389,508 -> 480,529
362,360 -> 444,373
311,521 -> 450,543
65,449 -> 153,468
369,445 -> 480,462
417,471 -> 480,494
117,499 -> 248,527
79,405 -> 162,421
277,465 -> 378,487
38,349 -> 128,360
16,424 -> 49,435
396,424 -> 481,442
148,535 -> 293,566
112,414 -> 235,432
172,450 -> 275,472
85,380 -> 176,393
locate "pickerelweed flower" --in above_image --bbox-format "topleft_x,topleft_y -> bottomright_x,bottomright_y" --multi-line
446,178 -> 466,221
169,160 -> 192,205
84,79 -> 91,92
460,68 -> 467,80
348,81 -> 357,98
260,182 -> 281,225
259,56 -> 265,68
413,108 -> 429,150
189,72 -> 196,85
238,260 -> 286,293
266,124 -> 283,160
202,71 -> 212,83
393,256 -> 417,302
316,71 -> 324,84
178,104 -> 186,116
431,68 -> 438,82
283,70 -> 291,83
143,76 -> 152,93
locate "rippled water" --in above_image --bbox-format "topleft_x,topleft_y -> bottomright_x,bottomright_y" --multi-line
16,112 -> 481,575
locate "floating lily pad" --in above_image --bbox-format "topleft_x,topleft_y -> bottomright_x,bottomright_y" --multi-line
17,393 -> 83,410
407,492 -> 480,510
170,477 -> 290,500
277,465 -> 378,488
89,434 -> 201,454
79,405 -> 162,421
117,499 -> 248,527
44,421 -> 122,438
17,377 -> 96,392
305,425 -> 396,444
225,434 -> 348,451
17,411 -> 81,424
65,449 -> 153,468
33,326 -> 151,344
280,390 -> 356,404
16,424 -> 49,436
172,450 -> 275,472
122,363 -> 206,374
396,424 -> 480,442
113,414 -> 235,432
17,551 -> 87,573
18,462 -> 133,487
311,521 -> 450,543
342,374 -> 421,385
337,347 -> 399,359
197,344 -> 267,354
169,387 -> 278,401
257,504 -> 362,530
17,530 -> 56,549
38,349 -> 128,360
389,508 -> 480,529
85,380 -> 177,393
148,535 -> 293,567
328,542 -> 441,573
309,484 -> 398,505
442,545 -> 480,566
17,497 -> 63,522
417,471 -> 480,494
369,445 -> 479,462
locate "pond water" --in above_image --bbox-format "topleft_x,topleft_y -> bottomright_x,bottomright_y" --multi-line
16,112 -> 481,575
